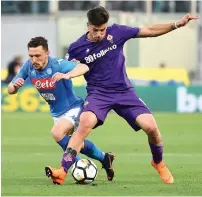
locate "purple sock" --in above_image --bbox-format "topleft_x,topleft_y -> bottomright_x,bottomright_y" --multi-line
61,148 -> 77,172
149,143 -> 163,164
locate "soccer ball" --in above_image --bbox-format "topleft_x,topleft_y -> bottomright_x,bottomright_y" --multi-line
71,159 -> 98,184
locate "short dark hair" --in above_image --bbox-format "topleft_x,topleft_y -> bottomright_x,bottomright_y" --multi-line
27,37 -> 48,51
87,6 -> 109,26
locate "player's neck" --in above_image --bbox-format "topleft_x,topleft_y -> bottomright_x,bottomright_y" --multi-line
86,32 -> 96,42
39,58 -> 49,71
44,58 -> 49,68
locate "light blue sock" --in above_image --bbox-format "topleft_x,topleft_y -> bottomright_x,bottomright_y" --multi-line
57,136 -> 80,161
80,139 -> 105,162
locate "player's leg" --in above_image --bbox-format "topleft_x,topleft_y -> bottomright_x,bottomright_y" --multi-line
52,117 -> 113,165
52,106 -> 112,163
60,95 -> 113,177
135,114 -> 162,161
46,116 -> 80,184
47,110 -> 115,183
47,95 -> 115,184
135,113 -> 174,184
114,89 -> 174,184
46,111 -> 97,185
48,114 -> 115,183
114,104 -> 174,184
51,117 -> 75,151
51,107 -> 82,162
71,112 -> 115,181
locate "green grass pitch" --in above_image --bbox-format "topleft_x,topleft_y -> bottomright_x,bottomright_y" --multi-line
2,112 -> 202,196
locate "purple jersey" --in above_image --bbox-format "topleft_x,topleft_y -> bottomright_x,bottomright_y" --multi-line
67,24 -> 140,92
12,57 -> 83,117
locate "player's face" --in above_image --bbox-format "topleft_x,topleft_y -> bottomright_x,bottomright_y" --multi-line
87,23 -> 107,42
28,46 -> 49,70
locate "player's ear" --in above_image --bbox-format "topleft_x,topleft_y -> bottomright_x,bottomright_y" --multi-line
87,23 -> 91,31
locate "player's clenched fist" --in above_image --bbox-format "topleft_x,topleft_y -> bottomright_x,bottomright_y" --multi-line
51,72 -> 70,83
13,78 -> 24,88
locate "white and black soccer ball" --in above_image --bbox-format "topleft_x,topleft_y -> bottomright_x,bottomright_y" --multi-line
71,159 -> 98,184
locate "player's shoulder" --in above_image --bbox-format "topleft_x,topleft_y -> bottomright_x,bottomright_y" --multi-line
49,56 -> 61,64
108,23 -> 122,31
68,33 -> 87,52
106,23 -> 125,36
49,56 -> 73,67
22,59 -> 32,70
109,23 -> 140,32
49,56 -> 66,65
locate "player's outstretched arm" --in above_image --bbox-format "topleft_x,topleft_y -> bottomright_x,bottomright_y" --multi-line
52,63 -> 89,83
8,78 -> 25,94
137,13 -> 199,38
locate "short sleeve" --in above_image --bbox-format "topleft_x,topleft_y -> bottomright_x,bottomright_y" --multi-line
12,61 -> 29,83
115,24 -> 140,42
67,44 -> 78,61
67,44 -> 84,62
66,45 -> 74,61
59,59 -> 77,73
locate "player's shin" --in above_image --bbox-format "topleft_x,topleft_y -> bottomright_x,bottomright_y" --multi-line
149,143 -> 163,164
57,135 -> 71,151
58,136 -> 81,161
80,139 -> 105,162
61,147 -> 78,173
61,119 -> 93,173
147,131 -> 163,164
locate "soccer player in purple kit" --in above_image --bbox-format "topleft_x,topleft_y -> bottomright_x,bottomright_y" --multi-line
7,36 -> 115,185
47,7 -> 199,184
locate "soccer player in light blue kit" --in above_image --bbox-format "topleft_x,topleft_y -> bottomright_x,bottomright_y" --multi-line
8,37 -> 115,185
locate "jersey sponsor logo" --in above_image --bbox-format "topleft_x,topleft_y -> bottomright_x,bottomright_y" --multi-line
32,78 -> 56,90
40,93 -> 56,100
84,44 -> 117,63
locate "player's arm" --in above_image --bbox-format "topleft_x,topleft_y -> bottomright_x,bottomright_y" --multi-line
52,60 -> 89,83
62,62 -> 89,79
8,62 -> 29,94
8,78 -> 25,94
137,13 -> 199,38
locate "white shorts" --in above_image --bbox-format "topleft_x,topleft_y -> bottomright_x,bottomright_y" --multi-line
52,105 -> 82,131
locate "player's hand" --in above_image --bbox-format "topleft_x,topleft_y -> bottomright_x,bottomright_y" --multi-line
13,78 -> 24,88
176,13 -> 199,28
71,59 -> 80,63
51,72 -> 70,83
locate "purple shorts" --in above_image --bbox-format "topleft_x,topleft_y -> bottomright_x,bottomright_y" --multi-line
82,88 -> 151,131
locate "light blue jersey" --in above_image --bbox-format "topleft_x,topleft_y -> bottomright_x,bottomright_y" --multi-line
12,56 -> 83,117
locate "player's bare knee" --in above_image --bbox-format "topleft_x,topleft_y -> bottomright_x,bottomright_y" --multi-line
51,129 -> 64,141
144,124 -> 159,136
145,126 -> 162,144
79,112 -> 97,130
